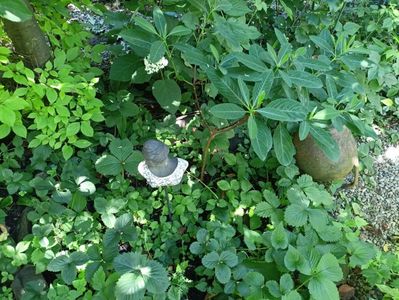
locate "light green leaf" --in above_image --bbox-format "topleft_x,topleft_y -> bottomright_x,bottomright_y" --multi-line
299,121 -> 310,141
62,145 -> 73,160
316,253 -> 343,282
115,272 -> 146,299
0,124 -> 11,139
282,290 -> 302,300
152,79 -> 181,114
0,105 -> 16,126
209,103 -> 246,120
284,245 -> 311,275
284,204 -> 308,227
280,274 -> 294,294
12,124 -> 27,138
143,260 -> 170,293
66,122 -> 80,137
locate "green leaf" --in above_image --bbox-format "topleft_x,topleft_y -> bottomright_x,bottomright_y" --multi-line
287,70 -> 323,88
80,121 -> 94,137
217,0 -> 251,16
210,103 -> 246,120
325,75 -> 337,98
280,274 -> 294,294
257,99 -> 307,122
73,139 -> 91,148
47,255 -> 70,272
66,122 -> 80,137
152,79 -> 181,114
0,105 -> 16,126
202,251 -> 219,269
313,107 -> 341,120
114,252 -> 146,274
175,43 -> 211,68
109,54 -> 140,82
309,126 -> 340,162
168,25 -> 192,36
247,115 -> 257,139
255,202 -> 274,218
12,124 -> 27,138
95,154 -> 121,176
316,253 -> 343,282
308,277 -> 339,300
149,41 -> 166,63
206,69 -> 244,105
266,280 -> 281,298
153,7 -> 167,37
250,118 -> 272,161
284,204 -> 308,227
310,35 -> 334,55
143,260 -> 170,293
115,272 -> 146,299
282,290 -> 302,300
0,124 -> 11,139
271,222 -> 288,250
273,124 -> 296,166
238,78 -> 250,105
299,121 -> 310,140
233,52 -> 266,72
252,70 -> 274,107
120,28 -> 153,55
348,241 -> 376,267
220,251 -> 238,267
92,266 -> 106,291
134,16 -> 158,35
284,245 -> 311,275
0,0 -> 32,22
295,56 -> 331,71
61,263 -> 77,284
215,264 -> 231,284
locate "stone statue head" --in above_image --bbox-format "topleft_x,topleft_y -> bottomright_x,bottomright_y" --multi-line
142,139 -> 178,177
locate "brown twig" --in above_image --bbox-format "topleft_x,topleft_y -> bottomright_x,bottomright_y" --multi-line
200,114 -> 249,181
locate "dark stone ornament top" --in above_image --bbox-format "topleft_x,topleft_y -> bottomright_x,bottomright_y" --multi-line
138,139 -> 188,188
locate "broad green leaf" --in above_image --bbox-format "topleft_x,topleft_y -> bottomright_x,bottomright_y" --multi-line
47,255 -> 70,272
284,245 -> 311,275
168,25 -> 192,36
175,43 -> 211,68
114,252 -> 145,274
120,28 -> 154,55
257,99 -> 307,122
209,103 -> 246,120
115,272 -> 146,299
0,105 -> 16,126
284,204 -> 308,227
215,264 -> 231,284
66,122 -> 80,137
238,77 -> 250,105
95,154 -> 121,176
0,0 -> 32,22
309,126 -> 340,162
247,115 -> 257,139
217,0 -> 251,16
316,253 -> 343,282
149,40 -> 166,63
271,222 -> 288,250
282,290 -> 302,300
299,121 -> 310,140
143,260 -> 170,293
310,35 -> 334,55
295,56 -> 331,71
153,7 -> 167,37
266,280 -> 281,298
109,54 -> 140,82
348,241 -> 376,267
219,251 -> 238,267
202,252 -> 219,269
287,70 -> 323,88
313,107 -> 341,120
255,202 -> 274,218
0,124 -> 11,139
252,70 -> 274,107
152,79 -> 181,114
325,75 -> 337,98
12,124 -> 27,138
61,263 -> 77,284
250,118 -> 272,161
206,69 -> 244,105
233,52 -> 266,72
280,274 -> 294,294
308,277 -> 339,300
280,0 -> 293,20
134,16 -> 158,35
273,124 -> 296,166
80,121 -> 94,137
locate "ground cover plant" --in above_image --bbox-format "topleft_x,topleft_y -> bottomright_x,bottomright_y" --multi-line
0,0 -> 398,299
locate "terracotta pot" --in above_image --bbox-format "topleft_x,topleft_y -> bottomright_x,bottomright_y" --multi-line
293,126 -> 358,182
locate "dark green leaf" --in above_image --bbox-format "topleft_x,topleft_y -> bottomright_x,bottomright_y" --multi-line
110,54 -> 140,82
252,70 -> 274,107
257,99 -> 307,122
250,118 -> 272,161
209,103 -> 246,120
309,126 -> 340,162
215,264 -> 231,284
271,222 -> 288,250
149,41 -> 166,63
295,56 -> 331,71
153,7 -> 167,37
273,124 -> 296,166
206,69 -> 244,105
287,70 -> 323,88
152,79 -> 181,114
0,0 -> 32,22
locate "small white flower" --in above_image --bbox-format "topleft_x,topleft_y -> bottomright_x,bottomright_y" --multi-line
144,56 -> 168,74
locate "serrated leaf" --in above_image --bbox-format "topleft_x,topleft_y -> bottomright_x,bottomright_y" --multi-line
143,260 -> 170,293
47,255 -> 70,272
316,253 -> 343,282
271,222 -> 288,250
308,277 -> 339,300
95,154 -> 121,176
255,202 -> 274,218
202,252 -> 219,269
215,264 -> 231,284
280,274 -> 294,294
220,251 -> 238,267
284,245 -> 311,275
114,252 -> 146,274
115,272 -> 146,299
284,204 -> 308,227
61,263 -> 77,284
348,241 -> 376,267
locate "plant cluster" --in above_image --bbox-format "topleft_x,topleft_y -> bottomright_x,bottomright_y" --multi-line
0,0 -> 398,300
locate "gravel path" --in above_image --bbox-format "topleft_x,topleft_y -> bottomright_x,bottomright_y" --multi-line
336,125 -> 399,249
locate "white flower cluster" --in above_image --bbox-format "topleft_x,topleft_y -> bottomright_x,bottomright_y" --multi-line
144,56 -> 168,74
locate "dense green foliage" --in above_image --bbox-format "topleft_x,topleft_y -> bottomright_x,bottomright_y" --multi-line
0,0 -> 398,299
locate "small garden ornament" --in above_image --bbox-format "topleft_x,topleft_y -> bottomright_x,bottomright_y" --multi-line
138,139 -> 188,220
